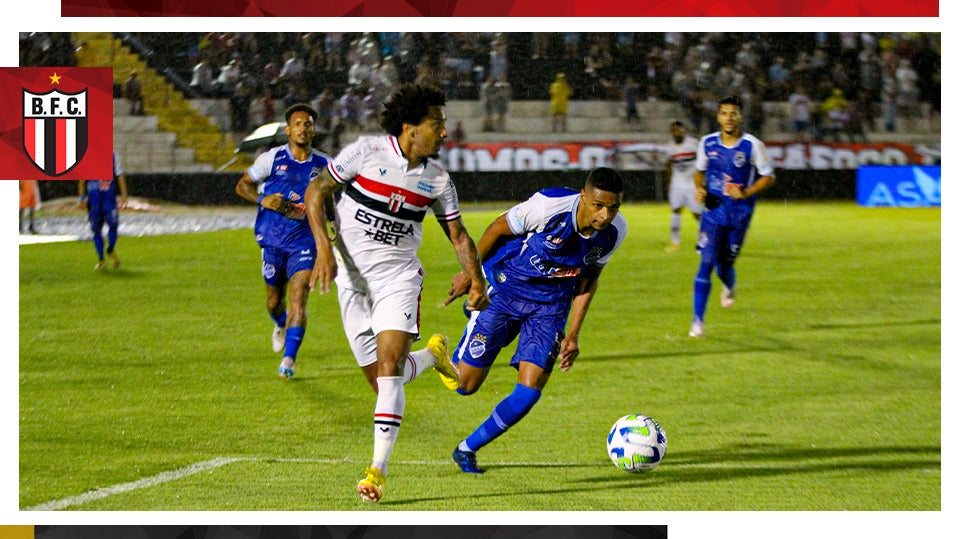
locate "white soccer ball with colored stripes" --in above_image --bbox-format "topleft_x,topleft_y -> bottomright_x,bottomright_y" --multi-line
606,414 -> 667,472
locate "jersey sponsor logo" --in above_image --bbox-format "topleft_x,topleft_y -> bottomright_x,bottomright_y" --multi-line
733,151 -> 746,168
416,180 -> 434,194
529,254 -> 581,278
354,207 -> 416,246
387,192 -> 406,213
543,235 -> 565,248
469,334 -> 487,358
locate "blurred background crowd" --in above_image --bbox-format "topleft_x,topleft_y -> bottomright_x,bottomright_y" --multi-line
20,31 -> 940,144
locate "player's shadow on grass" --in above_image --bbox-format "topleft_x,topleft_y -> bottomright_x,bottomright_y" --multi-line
387,443 -> 939,506
801,318 -> 940,331
93,268 -> 147,280
586,443 -> 940,487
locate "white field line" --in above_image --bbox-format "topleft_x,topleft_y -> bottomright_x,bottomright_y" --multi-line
25,456 -> 602,511
24,457 -> 242,511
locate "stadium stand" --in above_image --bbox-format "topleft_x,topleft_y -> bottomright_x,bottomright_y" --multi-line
20,32 -> 940,173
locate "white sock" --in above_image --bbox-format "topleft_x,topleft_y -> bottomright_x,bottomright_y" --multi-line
401,348 -> 436,384
670,214 -> 681,244
458,440 -> 474,453
371,376 -> 405,475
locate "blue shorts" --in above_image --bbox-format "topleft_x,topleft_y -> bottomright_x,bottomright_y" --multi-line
261,245 -> 315,287
87,192 -> 118,229
696,219 -> 748,267
452,289 -> 566,373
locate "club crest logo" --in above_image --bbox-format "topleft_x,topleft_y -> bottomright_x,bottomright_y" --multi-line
387,192 -> 406,213
733,151 -> 746,168
469,334 -> 487,358
22,87 -> 88,176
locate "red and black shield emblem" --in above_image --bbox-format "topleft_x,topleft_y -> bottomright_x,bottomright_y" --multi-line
22,88 -> 89,176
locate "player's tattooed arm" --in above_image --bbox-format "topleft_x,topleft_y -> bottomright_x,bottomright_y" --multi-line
439,217 -> 490,311
305,168 -> 342,293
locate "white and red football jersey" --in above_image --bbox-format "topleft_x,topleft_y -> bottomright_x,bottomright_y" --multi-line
666,135 -> 699,192
328,134 -> 461,289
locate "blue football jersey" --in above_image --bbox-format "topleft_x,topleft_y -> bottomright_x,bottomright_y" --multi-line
247,145 -> 329,251
484,188 -> 627,305
695,132 -> 774,226
86,152 -> 123,210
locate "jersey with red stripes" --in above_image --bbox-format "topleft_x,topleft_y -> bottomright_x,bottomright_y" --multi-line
328,134 -> 461,290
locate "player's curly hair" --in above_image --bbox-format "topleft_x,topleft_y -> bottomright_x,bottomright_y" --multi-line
284,103 -> 318,123
586,167 -> 625,194
379,83 -> 447,137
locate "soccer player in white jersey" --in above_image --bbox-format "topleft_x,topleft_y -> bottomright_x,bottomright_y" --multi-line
665,120 -> 703,252
442,168 -> 627,473
304,84 -> 489,503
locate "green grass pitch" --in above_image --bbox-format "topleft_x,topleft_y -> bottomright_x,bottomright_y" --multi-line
19,201 -> 940,511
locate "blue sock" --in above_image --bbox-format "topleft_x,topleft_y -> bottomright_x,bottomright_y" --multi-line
284,326 -> 305,360
693,263 -> 713,321
93,234 -> 105,260
107,226 -> 118,253
717,263 -> 736,291
464,383 -> 541,452
271,311 -> 288,328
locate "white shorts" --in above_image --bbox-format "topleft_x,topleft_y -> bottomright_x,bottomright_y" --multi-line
337,274 -> 423,367
669,186 -> 704,214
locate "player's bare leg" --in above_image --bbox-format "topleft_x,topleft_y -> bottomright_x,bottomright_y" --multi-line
453,361 -> 493,395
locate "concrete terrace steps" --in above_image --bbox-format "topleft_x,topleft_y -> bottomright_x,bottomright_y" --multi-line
73,32 -> 250,174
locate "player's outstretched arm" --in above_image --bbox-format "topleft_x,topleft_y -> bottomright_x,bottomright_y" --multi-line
77,180 -> 87,209
694,170 -> 707,204
438,217 -> 490,311
559,265 -> 603,372
304,169 -> 340,293
117,174 -> 129,209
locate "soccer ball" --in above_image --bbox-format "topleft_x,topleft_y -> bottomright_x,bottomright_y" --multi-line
606,414 -> 668,473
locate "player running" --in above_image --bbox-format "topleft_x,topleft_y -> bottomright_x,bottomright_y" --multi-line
689,95 -> 775,337
236,103 -> 330,378
665,120 -> 703,252
304,83 -> 489,503
442,167 -> 627,474
79,151 -> 128,270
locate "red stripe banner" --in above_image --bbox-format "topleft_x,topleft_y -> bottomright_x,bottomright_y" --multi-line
60,0 -> 938,16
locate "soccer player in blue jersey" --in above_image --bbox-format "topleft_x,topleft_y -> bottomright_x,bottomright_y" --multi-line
442,167 -> 628,473
79,152 -> 128,270
689,95 -> 775,338
236,103 -> 331,378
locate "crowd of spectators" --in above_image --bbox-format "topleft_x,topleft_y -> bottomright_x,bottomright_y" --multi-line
22,32 -> 941,142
